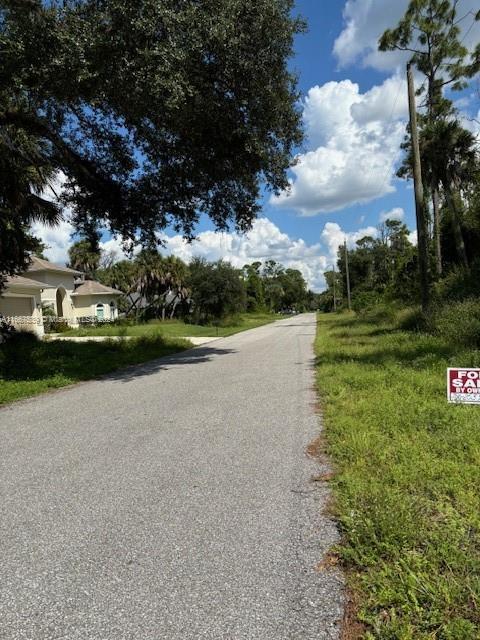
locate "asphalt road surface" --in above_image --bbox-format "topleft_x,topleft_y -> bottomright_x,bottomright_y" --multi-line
0,313 -> 344,639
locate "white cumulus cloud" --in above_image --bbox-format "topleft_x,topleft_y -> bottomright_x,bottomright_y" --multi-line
379,207 -> 404,222
159,218 -> 330,291
272,75 -> 408,215
31,217 -> 76,264
32,215 -> 409,292
321,221 -> 379,265
334,0 -> 480,71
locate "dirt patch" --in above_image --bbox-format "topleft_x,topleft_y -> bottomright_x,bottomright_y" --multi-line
315,551 -> 340,573
311,471 -> 335,483
341,587 -> 367,640
305,433 -> 327,460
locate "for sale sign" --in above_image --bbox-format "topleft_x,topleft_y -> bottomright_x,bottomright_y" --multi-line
447,368 -> 480,404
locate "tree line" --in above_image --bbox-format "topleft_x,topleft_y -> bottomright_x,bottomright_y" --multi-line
66,238 -> 316,324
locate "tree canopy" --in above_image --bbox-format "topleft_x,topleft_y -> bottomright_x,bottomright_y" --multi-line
0,0 -> 304,278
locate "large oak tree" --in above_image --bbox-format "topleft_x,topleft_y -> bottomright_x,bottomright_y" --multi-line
0,0 -> 304,278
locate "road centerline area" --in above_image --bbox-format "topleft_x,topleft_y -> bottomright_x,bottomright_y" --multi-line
0,313 -> 343,640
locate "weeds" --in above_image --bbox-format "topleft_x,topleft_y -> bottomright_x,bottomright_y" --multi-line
315,313 -> 480,639
0,333 -> 190,405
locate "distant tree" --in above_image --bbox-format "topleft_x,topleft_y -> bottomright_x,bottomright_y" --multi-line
96,259 -> 137,313
188,258 -> 246,323
278,268 -> 308,310
68,237 -> 101,276
30,237 -> 50,260
262,260 -> 285,311
305,290 -> 322,311
333,219 -> 417,309
243,262 -> 265,311
96,250 -> 189,318
319,270 -> 343,312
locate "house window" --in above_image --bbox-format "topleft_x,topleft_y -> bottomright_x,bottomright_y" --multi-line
96,303 -> 104,320
109,301 -> 116,318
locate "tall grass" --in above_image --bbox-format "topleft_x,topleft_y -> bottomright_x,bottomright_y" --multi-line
315,313 -> 480,639
0,333 -> 190,405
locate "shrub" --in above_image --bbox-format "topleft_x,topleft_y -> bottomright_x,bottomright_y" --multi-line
432,299 -> 480,347
351,290 -> 383,313
0,318 -> 16,343
434,260 -> 480,303
396,307 -> 430,333
357,301 -> 398,324
44,319 -> 70,333
215,314 -> 244,328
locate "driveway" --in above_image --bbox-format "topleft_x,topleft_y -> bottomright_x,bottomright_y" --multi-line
0,313 -> 343,639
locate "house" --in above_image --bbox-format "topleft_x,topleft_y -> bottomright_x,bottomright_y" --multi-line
0,275 -> 53,338
0,257 -> 123,335
26,256 -> 122,323
69,279 -> 123,321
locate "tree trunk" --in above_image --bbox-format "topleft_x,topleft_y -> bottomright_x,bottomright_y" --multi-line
407,62 -> 430,311
444,186 -> 468,268
431,177 -> 442,277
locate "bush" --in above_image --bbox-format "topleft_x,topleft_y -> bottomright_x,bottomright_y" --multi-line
351,290 -> 383,313
44,319 -> 70,333
396,307 -> 430,333
358,301 -> 398,324
215,314 -> 244,328
0,318 -> 16,343
432,299 -> 480,347
434,260 -> 480,303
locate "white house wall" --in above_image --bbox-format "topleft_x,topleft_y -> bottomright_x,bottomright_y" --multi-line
72,296 -> 119,321
32,271 -> 77,318
0,288 -> 44,338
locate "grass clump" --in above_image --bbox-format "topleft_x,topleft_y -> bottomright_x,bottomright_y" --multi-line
315,313 -> 480,639
0,332 -> 190,405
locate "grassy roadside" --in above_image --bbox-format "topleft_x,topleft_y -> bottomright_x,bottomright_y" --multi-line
59,312 -> 286,339
315,312 -> 480,639
0,335 -> 191,406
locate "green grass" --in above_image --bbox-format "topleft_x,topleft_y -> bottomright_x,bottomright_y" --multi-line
59,312 -> 284,338
0,334 -> 191,406
315,313 -> 480,639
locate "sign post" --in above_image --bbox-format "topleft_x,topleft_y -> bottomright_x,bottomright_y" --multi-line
447,368 -> 480,404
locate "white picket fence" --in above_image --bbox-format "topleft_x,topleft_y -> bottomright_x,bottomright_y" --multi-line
1,316 -> 116,328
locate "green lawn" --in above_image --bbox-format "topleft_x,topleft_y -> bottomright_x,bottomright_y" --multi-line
59,312 -> 285,338
315,313 -> 480,639
0,334 -> 191,406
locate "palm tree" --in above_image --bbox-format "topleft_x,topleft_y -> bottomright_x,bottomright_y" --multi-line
423,119 -> 478,268
0,124 -> 61,283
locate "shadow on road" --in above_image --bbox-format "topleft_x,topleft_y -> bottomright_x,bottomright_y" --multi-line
105,345 -> 237,383
273,322 -> 316,328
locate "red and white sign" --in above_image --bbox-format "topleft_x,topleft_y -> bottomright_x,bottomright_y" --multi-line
447,368 -> 480,404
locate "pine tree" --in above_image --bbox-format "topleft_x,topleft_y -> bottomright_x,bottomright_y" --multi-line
380,0 -> 480,276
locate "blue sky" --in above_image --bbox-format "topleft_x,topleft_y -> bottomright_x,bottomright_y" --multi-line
36,0 -> 480,291
263,0 -> 415,245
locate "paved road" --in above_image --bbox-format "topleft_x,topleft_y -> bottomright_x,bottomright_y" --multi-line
0,313 -> 344,639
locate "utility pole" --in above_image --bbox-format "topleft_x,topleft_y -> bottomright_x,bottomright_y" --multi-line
344,239 -> 351,312
407,61 -> 430,312
333,265 -> 337,312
